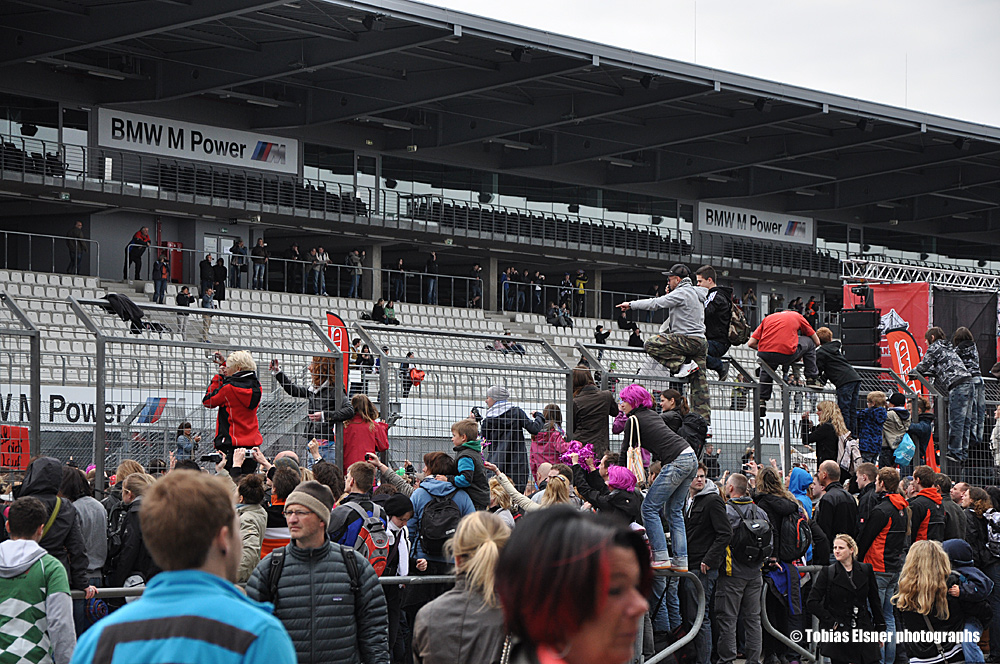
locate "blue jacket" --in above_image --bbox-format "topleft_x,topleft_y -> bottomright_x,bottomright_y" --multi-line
788,467 -> 814,518
857,406 -> 886,455
70,570 -> 295,664
408,479 -> 475,563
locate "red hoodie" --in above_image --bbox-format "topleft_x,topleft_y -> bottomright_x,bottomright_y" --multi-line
909,486 -> 944,544
204,369 -> 262,448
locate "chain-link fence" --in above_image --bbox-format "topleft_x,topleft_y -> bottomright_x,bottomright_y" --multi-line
0,292 -> 39,477
70,298 -> 342,490
576,343 -> 763,476
352,324 -> 572,468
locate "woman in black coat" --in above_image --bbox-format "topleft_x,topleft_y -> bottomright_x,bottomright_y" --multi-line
213,257 -> 227,301
806,534 -> 885,664
269,355 -> 353,442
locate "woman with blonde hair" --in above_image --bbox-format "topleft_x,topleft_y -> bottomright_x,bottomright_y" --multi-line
806,534 -> 884,664
488,477 -> 516,528
412,512 -> 511,664
483,461 -> 573,513
892,540 -> 965,663
343,393 -> 389,468
801,400 -> 849,464
103,459 -> 145,512
205,349 -> 263,473
269,354 -> 354,465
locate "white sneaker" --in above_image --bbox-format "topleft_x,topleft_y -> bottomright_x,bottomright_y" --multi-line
675,361 -> 699,378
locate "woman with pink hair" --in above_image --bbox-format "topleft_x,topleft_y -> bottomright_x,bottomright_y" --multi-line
617,383 -> 697,572
568,450 -> 643,526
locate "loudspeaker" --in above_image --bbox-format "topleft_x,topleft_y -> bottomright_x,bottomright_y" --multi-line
842,327 -> 880,345
842,310 -> 880,329
843,344 -> 881,364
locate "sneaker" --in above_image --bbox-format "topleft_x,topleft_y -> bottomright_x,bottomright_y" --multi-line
716,361 -> 729,382
805,378 -> 825,389
945,453 -> 961,464
675,361 -> 699,378
650,559 -> 672,571
759,400 -> 767,417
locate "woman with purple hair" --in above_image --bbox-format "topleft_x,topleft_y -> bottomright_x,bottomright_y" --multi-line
617,383 -> 697,572
568,450 -> 643,526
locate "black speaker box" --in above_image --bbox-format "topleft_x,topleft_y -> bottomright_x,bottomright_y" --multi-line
843,344 -> 880,364
842,310 -> 880,329
842,327 -> 880,345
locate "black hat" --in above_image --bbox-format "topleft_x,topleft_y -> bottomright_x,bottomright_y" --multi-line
383,493 -> 414,518
668,263 -> 690,278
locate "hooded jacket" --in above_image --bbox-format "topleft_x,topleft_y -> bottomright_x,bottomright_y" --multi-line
571,385 -> 618,457
204,369 -> 263,448
788,467 -> 814,518
447,438 -> 490,511
274,373 -> 353,441
248,540 -> 390,664
704,285 -> 733,343
942,539 -> 993,629
684,480 -> 732,570
909,486 -> 945,545
571,465 -> 643,525
857,406 -> 886,456
954,339 -> 981,376
815,481 -> 858,544
408,480 -> 476,563
882,407 -> 910,449
12,457 -> 88,590
628,277 -> 707,338
412,577 -> 506,664
815,340 -> 862,387
914,339 -> 972,392
857,492 -> 909,574
0,539 -> 75,664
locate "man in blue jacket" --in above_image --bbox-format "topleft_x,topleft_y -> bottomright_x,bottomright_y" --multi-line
71,471 -> 295,664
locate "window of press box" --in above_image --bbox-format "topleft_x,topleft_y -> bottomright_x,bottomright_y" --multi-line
302,145 -> 355,191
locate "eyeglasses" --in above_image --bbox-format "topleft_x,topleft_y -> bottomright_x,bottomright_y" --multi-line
282,510 -> 314,519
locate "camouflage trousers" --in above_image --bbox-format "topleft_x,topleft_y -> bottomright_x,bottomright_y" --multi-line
644,333 -> 711,423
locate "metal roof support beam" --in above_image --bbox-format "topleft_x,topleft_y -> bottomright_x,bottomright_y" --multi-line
0,0 -> 290,66
841,258 -> 1000,291
253,57 -> 591,130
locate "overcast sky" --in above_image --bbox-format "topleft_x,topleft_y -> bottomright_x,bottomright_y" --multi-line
428,0 -> 1000,128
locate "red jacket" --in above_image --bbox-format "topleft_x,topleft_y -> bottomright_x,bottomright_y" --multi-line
203,370 -> 262,448
909,487 -> 944,545
342,414 -> 388,468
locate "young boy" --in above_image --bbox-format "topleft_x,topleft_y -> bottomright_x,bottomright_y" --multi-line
445,418 -> 489,510
880,392 -> 911,467
0,497 -> 76,664
857,392 -> 887,464
814,327 -> 863,435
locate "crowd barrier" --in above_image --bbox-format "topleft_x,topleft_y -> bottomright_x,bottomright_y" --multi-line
0,292 -> 40,464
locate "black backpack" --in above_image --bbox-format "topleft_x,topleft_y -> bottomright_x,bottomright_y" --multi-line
265,543 -> 361,611
420,494 -> 462,556
778,506 -> 813,562
729,502 -> 772,566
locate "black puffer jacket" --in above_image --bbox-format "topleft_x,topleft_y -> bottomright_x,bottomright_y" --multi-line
571,465 -> 642,524
11,456 -> 89,589
248,539 -> 390,664
273,372 -> 354,440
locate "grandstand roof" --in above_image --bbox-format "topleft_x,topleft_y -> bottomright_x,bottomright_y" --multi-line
3,0 -> 1000,259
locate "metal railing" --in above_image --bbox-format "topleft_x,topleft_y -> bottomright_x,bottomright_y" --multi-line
0,228 -> 100,277
380,267 -> 484,309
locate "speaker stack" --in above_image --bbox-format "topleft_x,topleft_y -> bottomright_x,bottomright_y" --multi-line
840,309 -> 881,366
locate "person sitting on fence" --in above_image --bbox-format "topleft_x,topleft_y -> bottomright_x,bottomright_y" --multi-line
204,351 -> 262,475
270,356 -> 353,467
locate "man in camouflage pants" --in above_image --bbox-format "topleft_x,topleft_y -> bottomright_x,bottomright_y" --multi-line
618,264 -> 711,423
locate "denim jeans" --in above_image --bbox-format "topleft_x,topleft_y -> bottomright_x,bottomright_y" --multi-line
681,568 -> 718,664
948,380 -> 975,461
426,277 -> 437,304
253,263 -> 265,289
706,339 -> 731,374
200,280 -> 213,297
875,571 -> 898,664
963,617 -> 985,663
642,450 -> 697,563
971,376 -> 986,446
347,273 -> 361,298
836,380 -> 861,436
67,252 -> 84,275
312,270 -> 326,295
153,279 -> 167,304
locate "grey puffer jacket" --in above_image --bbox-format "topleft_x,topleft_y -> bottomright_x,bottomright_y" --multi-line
412,577 -> 506,664
247,539 -> 390,664
914,339 -> 972,392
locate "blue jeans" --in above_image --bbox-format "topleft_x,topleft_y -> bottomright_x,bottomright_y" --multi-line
706,339 -> 730,374
836,380 -> 861,436
426,277 -> 437,304
348,273 -> 361,298
875,571 -> 897,664
642,450 -> 697,563
971,376 -> 986,446
312,270 -> 326,295
681,568 -> 717,664
153,279 -> 167,304
964,617 -> 985,663
67,252 -> 84,274
200,279 -> 213,297
948,380 -> 975,461
253,263 -> 265,289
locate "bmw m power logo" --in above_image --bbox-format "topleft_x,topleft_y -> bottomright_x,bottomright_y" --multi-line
251,141 -> 287,164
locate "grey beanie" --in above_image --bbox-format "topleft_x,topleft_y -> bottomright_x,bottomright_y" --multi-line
486,385 -> 510,401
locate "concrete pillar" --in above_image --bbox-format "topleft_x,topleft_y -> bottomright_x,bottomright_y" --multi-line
365,244 -> 382,301
484,257 -> 498,312
590,269 -> 603,318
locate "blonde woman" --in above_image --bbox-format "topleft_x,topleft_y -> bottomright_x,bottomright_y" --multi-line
488,477 -> 516,528
270,355 -> 354,459
892,540 -> 965,664
412,512 -> 511,664
806,534 -> 884,664
482,460 -> 572,513
343,394 -> 389,468
204,349 -> 263,472
801,400 -> 849,464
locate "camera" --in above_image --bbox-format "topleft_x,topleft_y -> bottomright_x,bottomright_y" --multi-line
200,452 -> 223,463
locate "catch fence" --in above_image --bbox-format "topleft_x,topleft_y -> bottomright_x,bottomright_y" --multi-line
70,298 -> 343,491
0,293 -> 40,474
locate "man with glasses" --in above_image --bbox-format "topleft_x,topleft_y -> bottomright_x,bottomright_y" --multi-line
248,480 -> 390,664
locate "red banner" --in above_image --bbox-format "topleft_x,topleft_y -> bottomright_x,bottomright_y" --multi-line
0,425 -> 29,470
325,312 -> 351,392
843,282 -> 930,370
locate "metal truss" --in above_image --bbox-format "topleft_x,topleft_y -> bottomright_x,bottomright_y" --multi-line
841,258 -> 1000,291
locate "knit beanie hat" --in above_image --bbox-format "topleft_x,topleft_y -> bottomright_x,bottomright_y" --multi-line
285,481 -> 335,528
383,493 -> 414,519
486,385 -> 510,401
887,392 -> 906,408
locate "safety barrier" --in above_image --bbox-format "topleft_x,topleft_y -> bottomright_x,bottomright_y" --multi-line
0,292 -> 40,462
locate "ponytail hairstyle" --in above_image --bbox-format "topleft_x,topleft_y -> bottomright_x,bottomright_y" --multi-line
539,474 -> 572,507
446,511 -> 511,607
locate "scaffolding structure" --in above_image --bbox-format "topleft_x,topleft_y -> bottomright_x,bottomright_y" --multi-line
842,258 -> 1000,291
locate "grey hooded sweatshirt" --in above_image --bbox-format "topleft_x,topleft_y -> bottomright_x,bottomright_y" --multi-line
627,277 -> 707,337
